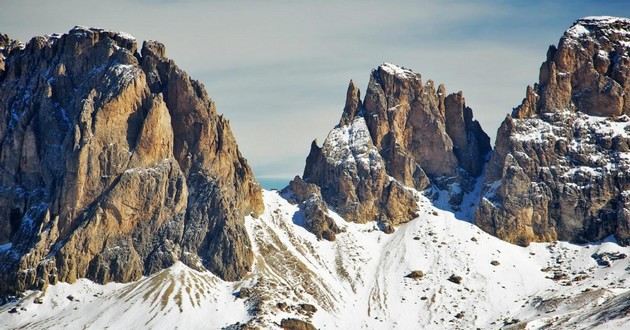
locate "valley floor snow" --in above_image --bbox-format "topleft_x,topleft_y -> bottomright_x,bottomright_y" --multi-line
2,190 -> 630,329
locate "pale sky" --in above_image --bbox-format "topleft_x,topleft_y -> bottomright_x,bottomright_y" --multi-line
2,0 -> 629,186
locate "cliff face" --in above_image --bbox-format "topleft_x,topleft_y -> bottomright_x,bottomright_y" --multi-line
0,27 -> 262,294
292,64 -> 490,236
476,17 -> 630,246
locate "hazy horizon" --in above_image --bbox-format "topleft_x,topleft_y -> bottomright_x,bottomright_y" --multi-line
2,0 -> 629,188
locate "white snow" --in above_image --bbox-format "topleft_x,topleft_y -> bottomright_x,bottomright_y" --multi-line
322,117 -> 383,172
380,63 -> 418,79
566,24 -> 591,38
70,26 -> 136,42
115,31 -> 137,42
579,16 -> 630,25
3,190 -> 630,329
563,165 -> 602,177
1,262 -> 248,330
110,64 -> 139,85
511,117 -> 555,143
565,16 -> 630,49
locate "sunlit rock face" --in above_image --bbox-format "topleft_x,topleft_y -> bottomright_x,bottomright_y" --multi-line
292,64 -> 490,236
476,17 -> 630,246
0,27 -> 263,294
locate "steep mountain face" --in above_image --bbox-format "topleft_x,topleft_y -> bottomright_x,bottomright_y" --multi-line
476,16 -> 630,246
0,27 -> 262,295
291,64 -> 490,236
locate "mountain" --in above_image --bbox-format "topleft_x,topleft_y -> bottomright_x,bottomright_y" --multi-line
287,64 -> 490,239
0,27 -> 262,295
3,16 -> 630,330
476,16 -> 630,246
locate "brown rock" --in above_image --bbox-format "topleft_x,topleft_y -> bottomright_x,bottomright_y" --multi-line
448,274 -> 463,284
476,17 -> 630,246
280,318 -> 317,330
338,80 -> 362,126
283,177 -> 340,241
0,27 -> 262,295
405,270 -> 424,279
297,63 -> 489,235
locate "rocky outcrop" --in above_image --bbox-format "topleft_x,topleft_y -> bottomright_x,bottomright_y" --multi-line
0,34 -> 23,73
476,17 -> 630,246
283,177 -> 340,241
0,27 -> 262,294
363,65 -> 490,181
292,63 -> 490,234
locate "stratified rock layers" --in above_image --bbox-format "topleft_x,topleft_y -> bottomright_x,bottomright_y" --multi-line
476,17 -> 630,246
0,27 -> 262,294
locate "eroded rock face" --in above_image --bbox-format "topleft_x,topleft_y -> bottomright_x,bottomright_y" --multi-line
0,27 -> 262,294
476,17 -> 630,246
292,64 -> 490,234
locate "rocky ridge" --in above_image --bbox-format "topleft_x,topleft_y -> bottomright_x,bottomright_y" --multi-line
476,16 -> 630,246
0,27 -> 262,294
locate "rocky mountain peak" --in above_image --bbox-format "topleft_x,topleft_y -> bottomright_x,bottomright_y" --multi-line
0,27 -> 262,294
514,16 -> 630,118
289,63 -> 490,238
477,16 -> 630,246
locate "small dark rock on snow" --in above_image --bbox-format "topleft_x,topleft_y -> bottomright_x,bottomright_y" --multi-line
448,275 -> 463,284
591,252 -> 627,267
406,270 -> 425,279
298,303 -> 317,314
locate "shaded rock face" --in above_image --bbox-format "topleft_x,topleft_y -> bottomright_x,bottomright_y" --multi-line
293,64 -> 490,234
476,17 -> 630,246
282,176 -> 340,241
0,27 -> 262,294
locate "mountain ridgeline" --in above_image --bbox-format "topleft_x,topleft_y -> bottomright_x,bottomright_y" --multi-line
1,15 -> 630,299
289,16 -> 630,247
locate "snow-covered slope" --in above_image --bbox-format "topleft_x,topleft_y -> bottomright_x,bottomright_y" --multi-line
2,190 -> 630,329
1,262 -> 248,329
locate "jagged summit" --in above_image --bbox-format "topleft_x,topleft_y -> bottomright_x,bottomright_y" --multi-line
514,15 -> 630,119
478,16 -> 630,246
0,27 -> 262,294
70,26 -> 137,40
288,63 -> 490,238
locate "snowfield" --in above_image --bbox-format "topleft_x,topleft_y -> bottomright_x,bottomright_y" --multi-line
2,190 -> 630,329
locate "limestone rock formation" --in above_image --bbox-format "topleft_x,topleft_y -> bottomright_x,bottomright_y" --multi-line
292,63 -> 490,234
476,16 -> 630,246
0,27 -> 262,294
